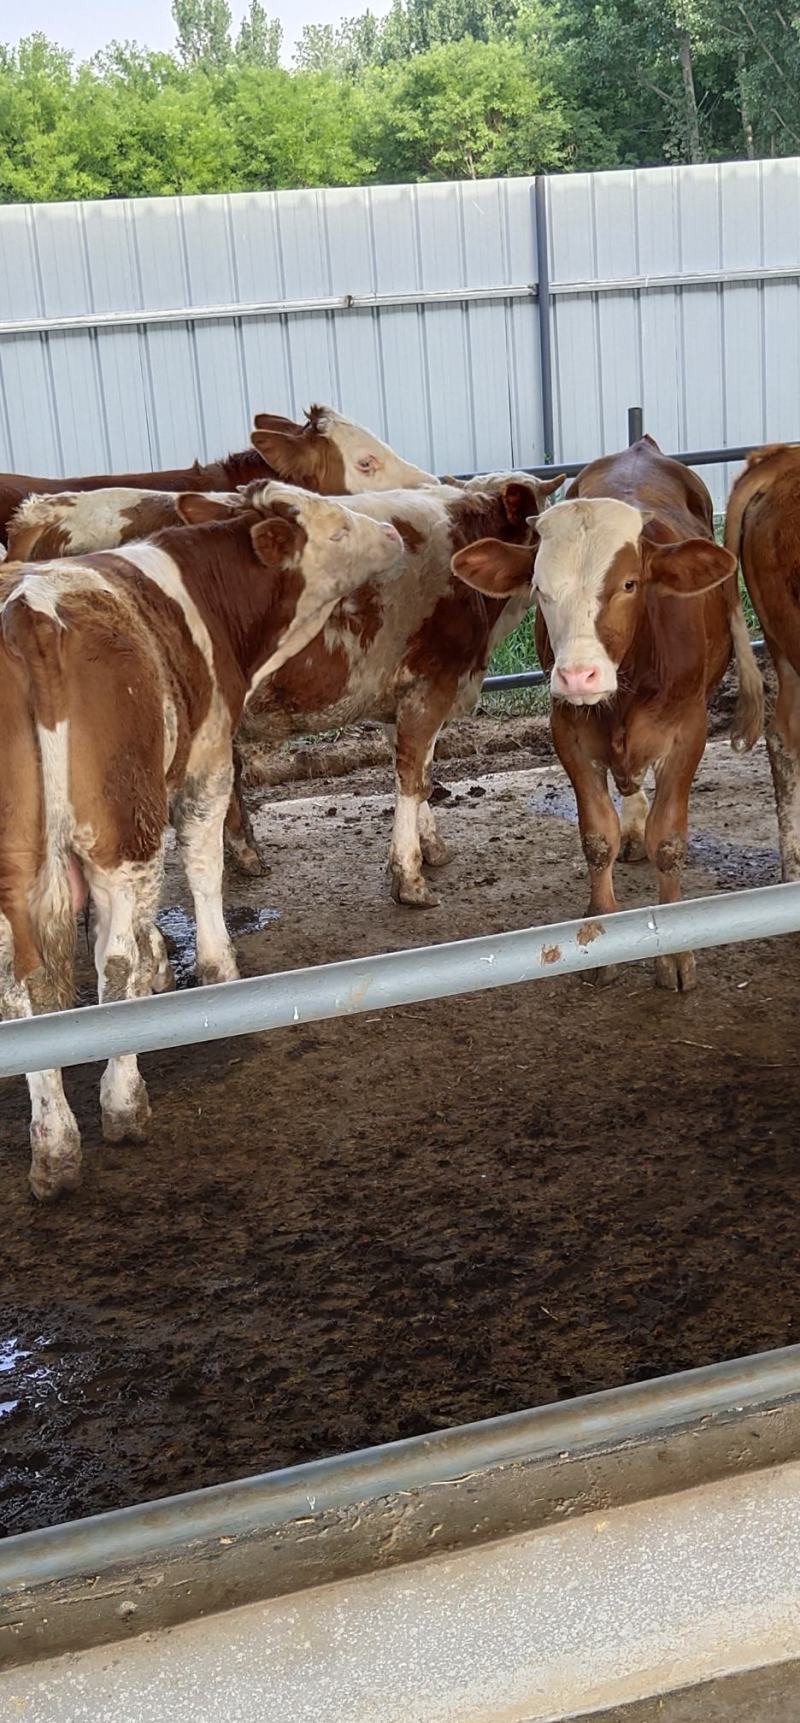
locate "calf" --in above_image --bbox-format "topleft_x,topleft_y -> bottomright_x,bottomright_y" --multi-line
725,444 -> 800,879
0,486 -> 402,1200
452,438 -> 763,989
235,472 -> 564,904
0,403 -> 437,547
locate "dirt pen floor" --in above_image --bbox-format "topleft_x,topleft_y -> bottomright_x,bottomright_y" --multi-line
2,705 -> 800,1539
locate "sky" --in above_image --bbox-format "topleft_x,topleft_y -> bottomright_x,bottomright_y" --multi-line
2,0 -> 393,64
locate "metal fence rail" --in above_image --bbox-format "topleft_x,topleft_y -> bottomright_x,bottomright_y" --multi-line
1,884 -> 799,1080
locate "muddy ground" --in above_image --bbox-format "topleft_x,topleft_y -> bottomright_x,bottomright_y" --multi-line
2,709 -> 800,1539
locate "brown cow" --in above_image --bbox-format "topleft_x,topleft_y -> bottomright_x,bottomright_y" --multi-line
725,444 -> 800,879
0,485 -> 403,1200
0,404 -> 437,547
452,438 -> 763,990
235,472 -> 564,905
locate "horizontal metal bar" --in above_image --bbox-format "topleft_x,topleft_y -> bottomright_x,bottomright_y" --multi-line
2,1338 -> 799,1594
551,262 -> 800,296
0,284 -> 537,339
1,882 -> 798,1080
5,262 -> 795,338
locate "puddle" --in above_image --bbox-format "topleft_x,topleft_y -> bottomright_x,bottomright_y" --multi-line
156,904 -> 281,987
0,1335 -> 59,1418
0,1337 -> 31,1373
528,784 -> 577,823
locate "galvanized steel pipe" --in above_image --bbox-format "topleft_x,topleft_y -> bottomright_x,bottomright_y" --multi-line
0,882 -> 798,1080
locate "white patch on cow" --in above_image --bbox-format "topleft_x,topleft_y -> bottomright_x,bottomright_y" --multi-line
163,695 -> 179,773
312,407 -> 439,491
120,541 -> 216,674
245,483 -> 404,695
533,498 -> 645,704
28,719 -> 78,958
9,488 -> 241,558
173,760 -> 239,984
390,787 -> 423,890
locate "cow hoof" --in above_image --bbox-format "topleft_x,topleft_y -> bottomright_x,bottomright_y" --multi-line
421,834 -> 450,868
29,1140 -> 83,1202
391,874 -> 440,909
152,961 -> 176,995
619,836 -> 647,864
655,952 -> 697,992
586,963 -> 618,988
197,953 -> 240,986
226,841 -> 269,879
102,1084 -> 152,1145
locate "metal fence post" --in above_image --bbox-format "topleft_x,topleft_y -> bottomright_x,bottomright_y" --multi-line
628,405 -> 644,444
534,176 -> 555,465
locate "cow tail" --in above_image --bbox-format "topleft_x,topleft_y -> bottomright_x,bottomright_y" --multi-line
1,587 -> 77,1008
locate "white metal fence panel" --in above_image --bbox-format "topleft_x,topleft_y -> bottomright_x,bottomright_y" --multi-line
0,180 -> 542,480
546,156 -> 800,507
2,159 -> 800,503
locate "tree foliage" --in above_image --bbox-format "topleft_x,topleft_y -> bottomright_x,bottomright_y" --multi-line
1,0 -> 799,202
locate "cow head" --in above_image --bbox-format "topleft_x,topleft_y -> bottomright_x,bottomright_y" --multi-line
451,497 -> 737,706
221,482 -> 404,693
251,405 -> 438,495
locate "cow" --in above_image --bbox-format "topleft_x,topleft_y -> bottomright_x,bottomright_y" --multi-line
725,444 -> 800,880
0,404 -> 437,548
234,472 -> 565,906
0,485 -> 403,1201
451,438 -> 763,990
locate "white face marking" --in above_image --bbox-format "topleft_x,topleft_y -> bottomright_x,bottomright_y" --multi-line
245,482 -> 404,694
313,408 -> 439,492
533,499 -> 645,705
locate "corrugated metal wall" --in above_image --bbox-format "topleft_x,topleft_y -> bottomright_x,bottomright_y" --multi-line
546,158 -> 800,506
1,159 -> 799,509
0,180 -> 540,481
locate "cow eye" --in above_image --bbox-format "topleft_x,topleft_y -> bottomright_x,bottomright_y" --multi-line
330,526 -> 349,541
623,578 -> 638,593
356,456 -> 377,472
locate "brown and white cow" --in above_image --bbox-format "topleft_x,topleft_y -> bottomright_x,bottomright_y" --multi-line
0,486 -> 403,1201
452,438 -> 763,990
0,404 -> 437,548
725,444 -> 800,879
235,472 -> 565,905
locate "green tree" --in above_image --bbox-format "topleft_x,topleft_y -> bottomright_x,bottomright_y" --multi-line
172,0 -> 232,69
236,1 -> 282,69
360,37 -> 566,180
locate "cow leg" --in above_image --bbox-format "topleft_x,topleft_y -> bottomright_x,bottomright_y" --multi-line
89,859 -> 162,1145
175,764 -> 239,985
223,744 -> 268,879
552,711 -> 620,915
646,718 -> 706,992
766,656 -> 800,882
418,736 -> 449,867
390,698 -> 451,907
619,785 -> 650,863
0,901 -> 81,1201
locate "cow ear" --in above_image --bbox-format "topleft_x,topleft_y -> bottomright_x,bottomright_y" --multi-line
534,471 -> 567,500
251,428 -> 327,491
250,514 -> 302,565
451,537 -> 534,597
642,537 -> 737,596
501,481 -> 541,526
252,412 -> 302,434
175,493 -> 238,525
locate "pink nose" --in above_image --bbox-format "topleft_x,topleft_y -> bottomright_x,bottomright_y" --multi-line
556,664 -> 600,695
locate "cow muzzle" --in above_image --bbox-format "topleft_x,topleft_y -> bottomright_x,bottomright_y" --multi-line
551,662 -> 616,705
